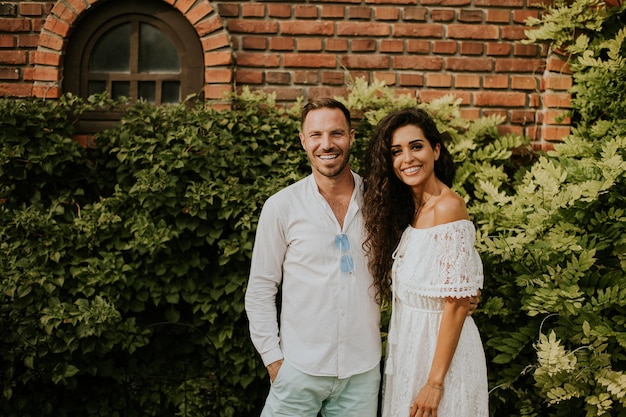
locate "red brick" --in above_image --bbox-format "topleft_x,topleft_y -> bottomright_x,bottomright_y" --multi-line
418,89 -> 471,104
175,0 -> 195,14
204,51 -> 234,66
542,126 -> 570,141
32,84 -> 60,98
513,10 -> 539,24
51,2 -> 77,24
543,74 -> 572,91
33,66 -> 59,82
340,55 -> 389,69
513,43 -> 539,57
407,40 -> 430,54
204,83 -> 233,100
459,9 -> 484,23
202,33 -> 230,52
267,71 -> 291,84
398,73 -> 424,87
0,82 -> 32,97
546,55 -> 572,73
459,42 -> 483,55
486,9 -> 510,23
283,21 -> 334,36
217,4 -> 239,17
426,73 -> 452,88
510,110 -> 536,125
268,4 -> 291,18
241,3 -> 265,17
321,5 -> 344,18
495,58 -> 544,73
460,108 -> 481,120
373,72 -> 396,86
352,39 -> 376,52
544,109 -> 571,124
0,35 -> 15,48
375,7 -> 399,20
431,9 -> 455,22
433,40 -> 456,54
294,5 -> 318,19
17,34 -> 38,48
326,38 -> 348,52
474,91 -> 526,107
20,2 -> 44,16
262,86 -> 304,101
204,68 -> 233,83
348,6 -> 371,19
404,7 -> 427,21
394,56 -> 443,70
269,37 -> 293,50
321,71 -> 345,85
486,43 -> 511,56
33,50 -> 60,66
0,50 -> 27,65
0,67 -> 20,80
187,2 -> 214,24
502,26 -> 528,41
227,20 -> 278,34
380,39 -> 404,53
455,74 -> 480,88
243,36 -> 268,50
421,0 -> 471,4
483,75 -> 509,89
298,38 -> 323,51
446,57 -> 492,72
474,0 -> 523,5
337,22 -> 389,36
543,92 -> 571,108
294,70 -> 318,84
284,53 -> 336,68
237,52 -> 280,67
235,69 -> 264,84
307,87 -> 348,101
195,15 -> 225,36
448,24 -> 498,39
0,18 -> 31,32
511,75 -> 538,90
394,23 -> 443,38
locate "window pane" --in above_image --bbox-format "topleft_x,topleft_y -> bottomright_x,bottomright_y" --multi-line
112,81 -> 130,99
139,81 -> 156,103
90,24 -> 130,72
88,80 -> 106,96
139,23 -> 180,73
162,81 -> 181,103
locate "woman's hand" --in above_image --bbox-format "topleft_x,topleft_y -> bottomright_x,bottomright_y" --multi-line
409,383 -> 444,417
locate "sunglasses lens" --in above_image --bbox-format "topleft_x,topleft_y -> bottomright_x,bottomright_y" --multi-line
335,234 -> 350,251
340,254 -> 354,273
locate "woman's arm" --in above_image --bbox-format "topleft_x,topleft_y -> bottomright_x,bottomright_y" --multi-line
409,296 -> 470,417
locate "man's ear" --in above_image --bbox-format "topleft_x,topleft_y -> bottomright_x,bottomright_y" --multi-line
299,132 -> 306,150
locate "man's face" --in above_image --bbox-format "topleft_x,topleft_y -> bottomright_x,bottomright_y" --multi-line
299,107 -> 355,179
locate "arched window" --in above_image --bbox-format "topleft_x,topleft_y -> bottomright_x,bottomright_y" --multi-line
65,0 -> 204,132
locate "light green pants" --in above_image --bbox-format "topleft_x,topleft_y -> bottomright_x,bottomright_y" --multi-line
261,360 -> 381,417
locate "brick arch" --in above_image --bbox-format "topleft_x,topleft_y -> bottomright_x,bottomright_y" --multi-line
32,0 -> 233,103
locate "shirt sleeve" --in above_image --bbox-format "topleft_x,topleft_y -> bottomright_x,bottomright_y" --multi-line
244,196 -> 286,367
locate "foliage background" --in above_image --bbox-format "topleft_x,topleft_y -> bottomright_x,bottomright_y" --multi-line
1,1 -> 625,416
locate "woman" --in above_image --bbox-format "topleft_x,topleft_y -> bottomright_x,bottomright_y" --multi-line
363,108 -> 488,417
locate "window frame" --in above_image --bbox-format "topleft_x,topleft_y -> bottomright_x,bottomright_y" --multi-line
64,0 -> 204,133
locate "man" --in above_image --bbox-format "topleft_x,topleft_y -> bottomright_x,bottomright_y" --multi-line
245,98 -> 381,417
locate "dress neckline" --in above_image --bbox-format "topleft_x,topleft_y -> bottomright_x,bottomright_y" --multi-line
408,218 -> 473,231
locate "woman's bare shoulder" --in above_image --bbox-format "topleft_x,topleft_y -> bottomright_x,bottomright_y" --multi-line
433,189 -> 469,224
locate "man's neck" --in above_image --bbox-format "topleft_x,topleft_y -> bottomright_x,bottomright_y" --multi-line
313,167 -> 355,200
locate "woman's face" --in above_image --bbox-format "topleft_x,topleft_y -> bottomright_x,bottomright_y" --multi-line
390,124 -> 440,187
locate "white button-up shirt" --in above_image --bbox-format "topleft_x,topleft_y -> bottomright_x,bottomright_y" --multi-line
245,173 -> 381,378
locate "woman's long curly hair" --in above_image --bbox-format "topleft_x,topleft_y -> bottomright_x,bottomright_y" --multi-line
362,107 -> 456,303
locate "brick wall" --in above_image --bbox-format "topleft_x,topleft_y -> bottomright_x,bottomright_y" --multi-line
0,0 -> 572,147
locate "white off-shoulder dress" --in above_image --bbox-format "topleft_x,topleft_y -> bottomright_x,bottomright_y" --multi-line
382,220 -> 488,417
